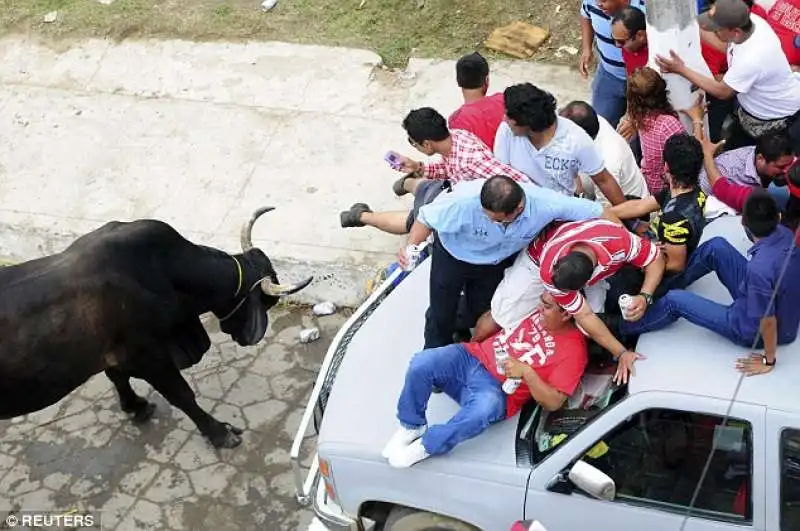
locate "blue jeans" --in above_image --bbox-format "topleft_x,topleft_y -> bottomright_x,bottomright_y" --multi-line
591,64 -> 627,129
397,344 -> 507,456
620,237 -> 758,347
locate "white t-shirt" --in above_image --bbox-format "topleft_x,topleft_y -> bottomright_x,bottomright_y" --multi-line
493,116 -> 606,196
724,14 -> 800,120
579,116 -> 650,207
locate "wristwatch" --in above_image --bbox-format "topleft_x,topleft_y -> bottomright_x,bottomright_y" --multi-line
639,292 -> 654,306
762,355 -> 776,366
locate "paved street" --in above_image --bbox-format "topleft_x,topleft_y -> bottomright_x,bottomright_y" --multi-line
0,305 -> 348,530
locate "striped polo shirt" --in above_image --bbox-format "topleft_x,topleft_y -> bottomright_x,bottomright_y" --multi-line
581,0 -> 647,80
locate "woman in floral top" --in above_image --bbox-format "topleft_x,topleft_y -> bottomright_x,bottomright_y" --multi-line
626,67 -> 687,195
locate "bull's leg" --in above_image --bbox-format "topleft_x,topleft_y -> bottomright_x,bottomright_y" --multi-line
143,367 -> 243,449
105,368 -> 156,423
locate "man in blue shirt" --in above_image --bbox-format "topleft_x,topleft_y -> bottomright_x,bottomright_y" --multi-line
401,175 -> 614,349
619,190 -> 800,375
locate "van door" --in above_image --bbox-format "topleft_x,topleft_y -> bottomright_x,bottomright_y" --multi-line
523,391 -> 766,531
765,410 -> 800,531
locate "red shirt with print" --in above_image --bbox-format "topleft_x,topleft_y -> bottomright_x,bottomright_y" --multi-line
752,0 -> 800,66
448,93 -> 506,150
528,219 -> 660,314
622,44 -> 650,76
465,309 -> 588,418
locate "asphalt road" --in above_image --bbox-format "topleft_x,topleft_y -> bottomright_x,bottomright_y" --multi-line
0,305 -> 348,530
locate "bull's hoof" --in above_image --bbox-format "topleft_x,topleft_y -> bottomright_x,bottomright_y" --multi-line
208,423 -> 243,449
123,399 -> 156,423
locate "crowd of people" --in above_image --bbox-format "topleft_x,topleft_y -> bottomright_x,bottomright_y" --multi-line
340,0 -> 800,469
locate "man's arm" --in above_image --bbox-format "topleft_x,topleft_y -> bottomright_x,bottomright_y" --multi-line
610,196 -> 660,220
579,16 -> 595,78
761,315 -> 777,365
590,169 -> 626,205
545,188 -> 604,222
600,206 -> 622,225
655,51 -> 737,100
519,365 -> 568,411
406,219 -> 433,247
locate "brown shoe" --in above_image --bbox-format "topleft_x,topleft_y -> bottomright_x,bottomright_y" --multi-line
392,173 -> 416,197
339,203 -> 373,228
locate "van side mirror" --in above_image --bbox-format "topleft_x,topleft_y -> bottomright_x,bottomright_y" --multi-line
568,460 -> 616,501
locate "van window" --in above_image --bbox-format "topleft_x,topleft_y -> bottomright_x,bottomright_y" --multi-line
580,408 -> 752,522
781,429 -> 800,531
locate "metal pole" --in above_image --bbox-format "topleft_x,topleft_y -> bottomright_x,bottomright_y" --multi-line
645,0 -> 713,131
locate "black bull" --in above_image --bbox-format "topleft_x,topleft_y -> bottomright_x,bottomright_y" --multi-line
0,207 -> 312,449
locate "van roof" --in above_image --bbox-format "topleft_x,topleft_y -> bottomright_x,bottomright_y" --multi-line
628,215 -> 800,412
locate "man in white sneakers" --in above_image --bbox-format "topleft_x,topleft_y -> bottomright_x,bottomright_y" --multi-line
382,293 -> 588,468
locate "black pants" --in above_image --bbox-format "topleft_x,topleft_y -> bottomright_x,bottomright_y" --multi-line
706,94 -> 736,144
424,237 -> 515,349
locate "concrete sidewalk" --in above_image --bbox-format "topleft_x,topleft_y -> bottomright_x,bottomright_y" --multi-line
0,37 -> 589,307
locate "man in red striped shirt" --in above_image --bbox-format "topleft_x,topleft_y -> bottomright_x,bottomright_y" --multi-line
474,218 -> 666,383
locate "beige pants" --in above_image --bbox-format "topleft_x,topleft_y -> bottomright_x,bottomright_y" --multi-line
490,250 -> 608,330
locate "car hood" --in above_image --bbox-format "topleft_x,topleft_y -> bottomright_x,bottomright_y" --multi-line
317,257 -> 521,474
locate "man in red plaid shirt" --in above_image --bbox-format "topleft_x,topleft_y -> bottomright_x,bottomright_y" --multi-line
340,107 -> 534,233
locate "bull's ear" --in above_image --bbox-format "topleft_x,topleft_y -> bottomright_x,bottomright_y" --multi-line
256,276 -> 313,297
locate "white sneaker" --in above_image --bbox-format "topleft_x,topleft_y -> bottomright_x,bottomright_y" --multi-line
381,425 -> 427,459
388,439 -> 430,468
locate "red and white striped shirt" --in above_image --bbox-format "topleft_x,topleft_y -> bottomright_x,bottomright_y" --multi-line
528,219 -> 659,314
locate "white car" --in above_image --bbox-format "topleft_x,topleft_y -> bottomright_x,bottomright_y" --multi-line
290,215 -> 800,531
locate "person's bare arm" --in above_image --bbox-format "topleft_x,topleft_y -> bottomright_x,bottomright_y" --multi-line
610,196 -> 660,220
600,207 -> 622,225
398,220 -> 433,269
504,358 -> 567,411
761,315 -> 777,365
520,365 -> 568,411
590,169 -> 626,205
579,17 -> 595,78
656,51 -> 736,100
700,28 -> 727,53
471,310 -> 501,342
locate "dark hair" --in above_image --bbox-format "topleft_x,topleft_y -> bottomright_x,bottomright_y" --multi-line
743,189 -> 780,237
756,131 -> 793,163
626,67 -> 677,129
611,6 -> 646,34
504,83 -> 558,132
456,52 -> 490,90
552,252 -> 594,291
480,175 -> 524,214
560,101 -> 600,139
402,108 -> 450,144
663,133 -> 704,187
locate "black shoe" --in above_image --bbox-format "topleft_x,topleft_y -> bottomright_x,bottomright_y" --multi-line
392,173 -> 415,197
339,203 -> 372,228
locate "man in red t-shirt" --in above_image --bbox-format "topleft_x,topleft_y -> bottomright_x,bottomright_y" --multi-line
382,292 -> 587,468
447,52 -> 506,151
611,6 -> 649,76
475,219 -> 666,385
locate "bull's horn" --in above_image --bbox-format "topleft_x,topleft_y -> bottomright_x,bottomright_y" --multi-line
260,276 -> 314,297
240,206 -> 275,252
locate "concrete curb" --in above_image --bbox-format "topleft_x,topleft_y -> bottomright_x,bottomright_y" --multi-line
0,37 -> 590,308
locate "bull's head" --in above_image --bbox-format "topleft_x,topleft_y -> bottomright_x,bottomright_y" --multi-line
217,207 -> 313,346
